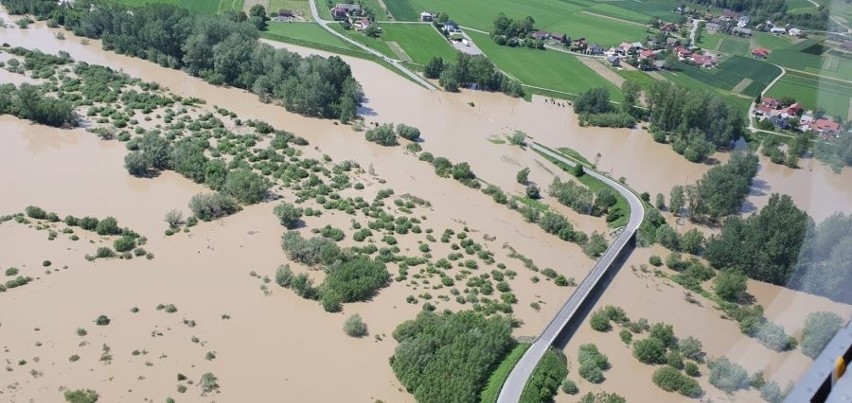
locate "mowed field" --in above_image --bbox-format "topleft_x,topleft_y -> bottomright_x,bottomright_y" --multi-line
114,0 -> 243,13
765,70 -> 852,119
468,31 -> 623,100
264,22 -> 361,52
378,24 -> 458,65
384,0 -> 673,46
662,70 -> 752,115
266,0 -> 312,20
672,55 -> 782,97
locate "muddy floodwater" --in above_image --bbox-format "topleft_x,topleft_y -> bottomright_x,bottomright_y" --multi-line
1,10 -> 851,402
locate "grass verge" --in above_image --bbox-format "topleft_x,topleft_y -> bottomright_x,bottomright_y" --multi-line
480,342 -> 531,403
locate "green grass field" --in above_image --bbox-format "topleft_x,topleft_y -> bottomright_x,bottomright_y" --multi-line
480,343 -> 531,403
765,70 -> 852,119
383,0 -> 664,46
114,0 -> 243,14
616,70 -> 659,91
672,55 -> 781,97
378,24 -> 457,64
328,24 -> 398,58
468,31 -> 623,100
697,32 -> 723,50
265,22 -> 361,52
718,37 -> 749,55
267,0 -> 312,21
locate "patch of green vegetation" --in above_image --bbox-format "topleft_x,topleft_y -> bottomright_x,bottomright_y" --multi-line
111,0 -> 243,14
672,55 -> 781,97
660,71 -> 752,116
480,342 -> 531,403
329,24 -> 397,59
718,37 -> 749,55
265,22 -> 359,52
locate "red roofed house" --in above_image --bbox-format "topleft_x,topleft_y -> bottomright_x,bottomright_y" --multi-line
661,22 -> 678,33
754,105 -> 773,117
354,17 -> 371,31
761,97 -> 781,109
691,53 -> 717,67
808,118 -> 841,136
781,103 -> 802,118
751,48 -> 769,59
674,46 -> 692,58
639,49 -> 656,59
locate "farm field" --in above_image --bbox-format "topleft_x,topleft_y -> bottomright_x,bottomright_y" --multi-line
672,55 -> 781,97
765,70 -> 852,119
468,31 -> 624,100
113,0 -> 243,13
378,24 -> 458,65
384,0 -> 663,46
718,36 -> 749,55
616,69 -> 660,90
697,32 -> 723,50
329,24 -> 398,59
266,0 -> 312,20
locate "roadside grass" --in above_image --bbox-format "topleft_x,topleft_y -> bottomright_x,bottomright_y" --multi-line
480,343 -> 531,403
534,144 -> 630,228
328,24 -> 397,59
378,23 -> 458,65
557,147 -> 593,166
267,0 -> 313,21
765,70 -> 852,119
113,0 -> 243,13
468,31 -> 623,101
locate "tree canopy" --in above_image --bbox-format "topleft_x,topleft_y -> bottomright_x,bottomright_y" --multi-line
390,310 -> 514,403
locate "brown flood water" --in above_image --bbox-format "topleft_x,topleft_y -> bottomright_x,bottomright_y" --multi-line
1,12 -> 850,402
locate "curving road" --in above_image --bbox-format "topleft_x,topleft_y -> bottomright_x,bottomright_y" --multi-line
497,143 -> 645,403
306,0 -> 437,89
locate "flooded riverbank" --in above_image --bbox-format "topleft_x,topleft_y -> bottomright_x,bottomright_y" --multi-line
1,8 -> 850,402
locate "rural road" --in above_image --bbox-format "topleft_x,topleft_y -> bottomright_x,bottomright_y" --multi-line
497,144 -> 645,403
747,63 -> 787,134
307,0 -> 437,89
689,19 -> 705,47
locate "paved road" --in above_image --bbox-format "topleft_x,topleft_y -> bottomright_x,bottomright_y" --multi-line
746,63 -> 787,134
306,0 -> 437,89
689,19 -> 705,47
497,144 -> 645,403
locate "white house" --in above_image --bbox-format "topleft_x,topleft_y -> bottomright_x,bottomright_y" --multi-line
789,28 -> 803,36
770,27 -> 787,35
737,16 -> 750,27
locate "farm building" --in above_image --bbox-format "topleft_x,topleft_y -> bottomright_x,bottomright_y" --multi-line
420,12 -> 433,22
789,28 -> 803,36
332,4 -> 360,20
807,118 -> 841,136
770,27 -> 787,35
732,27 -> 753,37
691,53 -> 717,67
607,56 -> 620,67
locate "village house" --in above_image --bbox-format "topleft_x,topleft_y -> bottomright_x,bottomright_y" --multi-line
572,38 -> 587,51
332,4 -> 360,20
770,26 -> 787,35
789,28 -> 803,37
443,21 -> 460,33
751,47 -> 770,59
353,17 -> 371,31
588,44 -> 605,55
808,118 -> 841,137
706,22 -> 720,32
722,9 -> 740,21
607,55 -> 620,67
420,11 -> 433,22
674,45 -> 692,59
737,16 -> 750,27
639,49 -> 656,60
660,22 -> 678,33
531,31 -> 550,40
550,33 -> 568,44
781,103 -> 802,118
762,97 -> 782,109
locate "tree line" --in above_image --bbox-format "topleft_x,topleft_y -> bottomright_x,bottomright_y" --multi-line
573,85 -> 639,129
424,53 -> 524,97
2,0 -> 363,121
646,81 -> 744,163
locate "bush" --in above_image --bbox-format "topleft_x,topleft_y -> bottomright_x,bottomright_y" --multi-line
63,389 -> 99,403
589,309 -> 612,332
273,202 -> 303,229
521,349 -> 568,402
619,329 -> 633,344
714,269 -> 748,302
189,192 -> 240,221
649,255 -> 663,266
113,236 -> 136,252
95,247 -> 115,258
577,343 -> 609,384
95,217 -> 121,236
396,124 -> 421,141
164,209 -> 183,228
25,205 -> 48,219
95,315 -> 111,326
652,366 -> 703,397
708,357 -> 749,393
80,217 -> 99,231
678,336 -> 704,362
343,314 -> 368,337
760,381 -> 784,403
365,124 -> 398,146
561,379 -> 579,395
632,337 -> 666,364
124,151 -> 149,176
684,361 -> 700,377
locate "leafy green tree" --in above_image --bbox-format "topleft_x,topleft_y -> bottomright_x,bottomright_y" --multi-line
273,202 -> 303,229
801,311 -> 843,359
621,80 -> 641,117
574,87 -> 612,114
124,151 -> 149,176
170,141 -> 209,183
424,57 -> 444,79
714,269 -> 748,302
655,193 -> 666,210
140,132 -> 172,170
685,361 -> 700,377
583,232 -> 608,257
680,228 -> 705,255
589,309 -> 612,332
95,217 -> 121,235
577,343 -> 609,384
224,168 -> 270,204
189,192 -> 241,221
396,124 -> 421,141
653,366 -> 703,397
669,185 -> 685,216
521,349 -> 568,402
